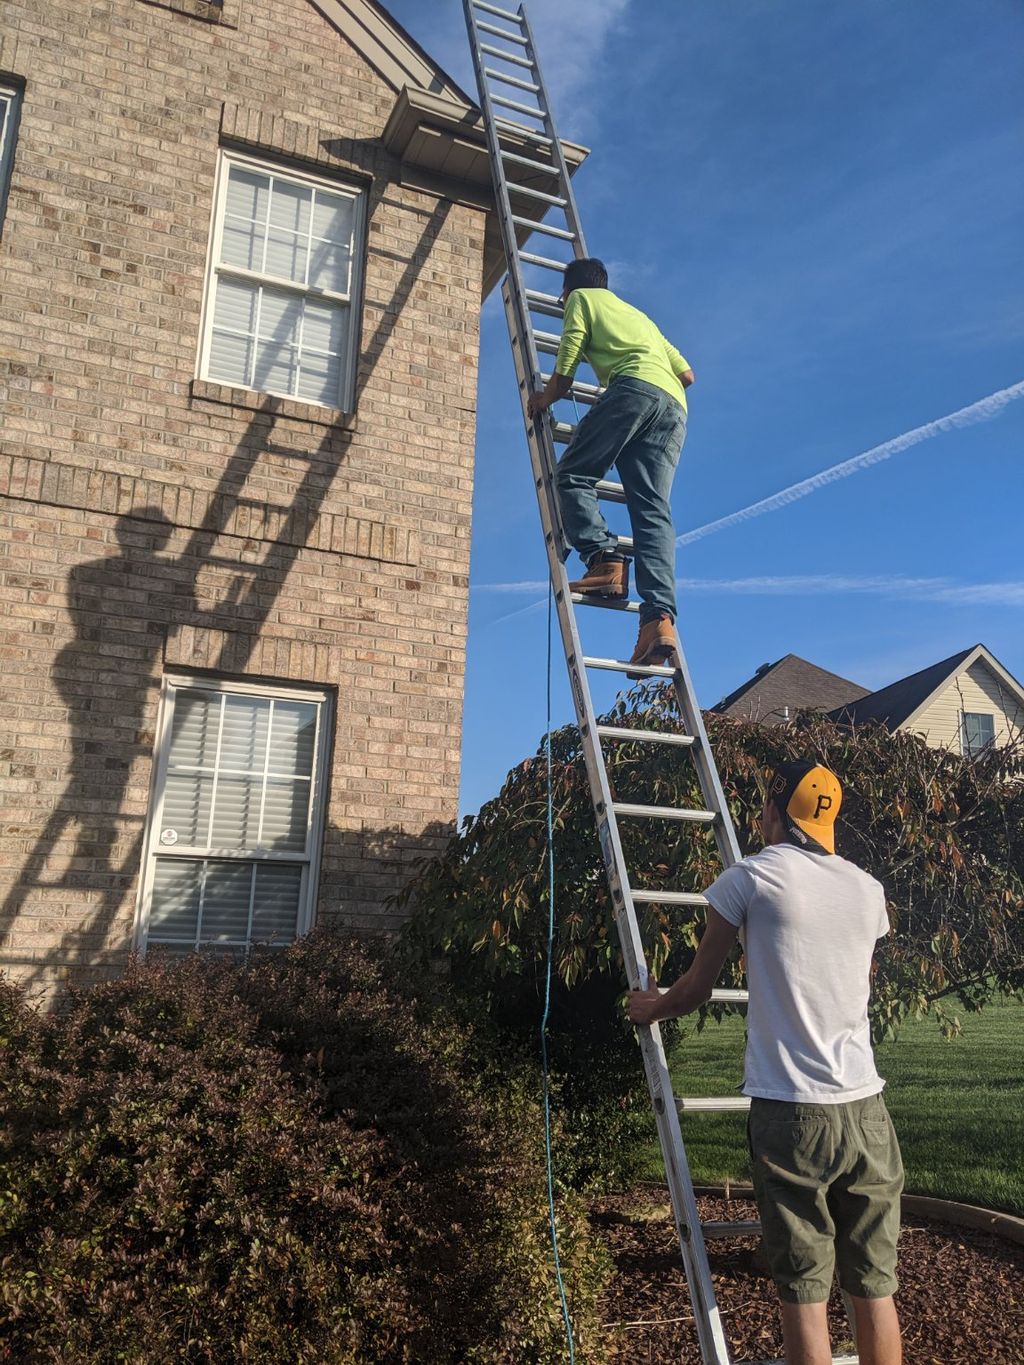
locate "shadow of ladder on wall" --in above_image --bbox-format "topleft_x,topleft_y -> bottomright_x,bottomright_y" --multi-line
462,3 -> 858,1362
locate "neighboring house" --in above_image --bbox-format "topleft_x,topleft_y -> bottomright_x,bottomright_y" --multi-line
714,644 -> 1023,759
713,654 -> 870,725
0,0 -> 583,997
830,644 -> 1024,756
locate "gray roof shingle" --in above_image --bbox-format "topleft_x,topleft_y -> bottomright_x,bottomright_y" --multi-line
714,654 -> 870,725
828,645 -> 979,729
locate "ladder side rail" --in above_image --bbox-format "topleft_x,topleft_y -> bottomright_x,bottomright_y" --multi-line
516,5 -> 589,259
503,285 -> 733,1365
465,0 -> 575,548
670,646 -> 743,869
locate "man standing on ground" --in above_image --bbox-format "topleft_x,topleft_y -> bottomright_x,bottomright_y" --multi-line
526,258 -> 692,669
628,760 -> 904,1365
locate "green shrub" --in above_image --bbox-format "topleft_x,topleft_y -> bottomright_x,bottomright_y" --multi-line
0,937 -> 610,1363
395,690 -> 1024,1185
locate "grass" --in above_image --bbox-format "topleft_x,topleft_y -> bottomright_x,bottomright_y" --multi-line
638,996 -> 1023,1216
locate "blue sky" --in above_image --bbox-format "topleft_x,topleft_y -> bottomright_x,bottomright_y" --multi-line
383,0 -> 1024,817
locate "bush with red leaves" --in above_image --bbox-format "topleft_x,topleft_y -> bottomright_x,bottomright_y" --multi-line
0,937 -> 609,1363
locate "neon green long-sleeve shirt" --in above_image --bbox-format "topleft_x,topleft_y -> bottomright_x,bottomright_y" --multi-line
554,287 -> 690,410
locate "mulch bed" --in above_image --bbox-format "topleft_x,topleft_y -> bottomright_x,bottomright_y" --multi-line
590,1188 -> 1024,1364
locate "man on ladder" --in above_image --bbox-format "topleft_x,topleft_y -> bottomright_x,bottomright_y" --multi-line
526,256 -> 693,669
630,760 -> 905,1365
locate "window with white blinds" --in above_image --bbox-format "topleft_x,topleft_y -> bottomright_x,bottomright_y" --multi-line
960,711 -> 995,757
0,84 -> 22,233
199,152 -> 364,409
139,679 -> 331,954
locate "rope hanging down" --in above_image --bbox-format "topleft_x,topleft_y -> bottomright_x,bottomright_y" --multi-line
542,578 -> 576,1362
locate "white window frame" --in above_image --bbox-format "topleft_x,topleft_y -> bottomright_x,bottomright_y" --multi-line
0,83 -> 22,233
960,710 -> 995,758
135,674 -> 333,955
197,149 -> 366,411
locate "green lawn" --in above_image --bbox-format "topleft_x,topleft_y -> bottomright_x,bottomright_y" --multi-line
639,997 -> 1023,1215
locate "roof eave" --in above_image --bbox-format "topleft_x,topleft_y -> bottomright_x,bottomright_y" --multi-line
382,86 -> 589,297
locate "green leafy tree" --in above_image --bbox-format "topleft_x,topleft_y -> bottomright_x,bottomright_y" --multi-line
396,688 -> 1024,1181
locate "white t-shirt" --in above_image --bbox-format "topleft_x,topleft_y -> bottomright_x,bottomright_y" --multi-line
705,842 -> 890,1103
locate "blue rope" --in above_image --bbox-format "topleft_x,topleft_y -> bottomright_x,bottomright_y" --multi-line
542,578 -> 576,1362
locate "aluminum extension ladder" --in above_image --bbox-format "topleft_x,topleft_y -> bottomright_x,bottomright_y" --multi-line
463,5 -> 857,1363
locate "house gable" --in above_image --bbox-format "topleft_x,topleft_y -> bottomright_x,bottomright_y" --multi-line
714,653 -> 869,724
903,650 -> 1024,751
829,646 -> 977,730
308,0 -> 472,102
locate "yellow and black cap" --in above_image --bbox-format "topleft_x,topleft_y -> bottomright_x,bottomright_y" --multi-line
768,758 -> 842,855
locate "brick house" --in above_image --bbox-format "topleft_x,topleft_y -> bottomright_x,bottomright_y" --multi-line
0,0 -> 574,998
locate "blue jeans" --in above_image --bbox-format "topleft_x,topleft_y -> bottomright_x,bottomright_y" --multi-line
555,376 -> 686,623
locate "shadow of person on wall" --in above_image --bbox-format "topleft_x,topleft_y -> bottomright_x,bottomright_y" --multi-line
3,193 -> 458,996
0,508 -> 204,969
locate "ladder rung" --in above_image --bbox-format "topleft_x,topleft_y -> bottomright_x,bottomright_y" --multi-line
615,533 -> 633,551
542,372 -> 600,396
614,803 -> 718,824
676,1095 -> 750,1113
472,0 -> 521,20
710,988 -> 750,1004
520,251 -> 570,272
701,1219 -> 761,1239
481,43 -> 534,70
598,478 -> 625,501
595,725 -> 695,747
492,93 -> 548,119
473,0 -> 523,20
584,657 -> 676,679
485,67 -> 540,94
501,150 -> 560,177
533,327 -> 561,347
551,421 -> 575,444
525,286 -> 564,311
495,118 -> 553,144
477,20 -> 529,45
508,183 -> 566,207
512,215 -> 576,241
631,890 -> 709,907
570,593 -> 640,613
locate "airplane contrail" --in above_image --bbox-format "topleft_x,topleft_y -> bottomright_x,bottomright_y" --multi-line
677,379 -> 1024,546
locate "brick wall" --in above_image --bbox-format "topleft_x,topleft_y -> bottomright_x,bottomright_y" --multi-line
0,0 -> 485,998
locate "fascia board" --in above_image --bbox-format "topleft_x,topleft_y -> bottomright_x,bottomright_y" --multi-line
970,647 -> 1024,711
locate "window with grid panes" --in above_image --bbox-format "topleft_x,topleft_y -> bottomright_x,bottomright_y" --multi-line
960,711 -> 995,757
199,151 -> 364,409
0,84 -> 22,232
140,679 -> 330,954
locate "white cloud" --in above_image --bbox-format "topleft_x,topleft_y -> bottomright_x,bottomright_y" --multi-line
519,0 -> 632,132
472,573 -> 1024,609
677,379 -> 1024,546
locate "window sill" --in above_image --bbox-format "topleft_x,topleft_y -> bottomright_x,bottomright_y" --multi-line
137,0 -> 237,27
190,379 -> 357,431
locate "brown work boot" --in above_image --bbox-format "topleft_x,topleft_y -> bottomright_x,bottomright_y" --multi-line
626,614 -> 677,678
568,554 -> 629,600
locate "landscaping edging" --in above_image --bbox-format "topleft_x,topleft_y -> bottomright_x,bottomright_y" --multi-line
691,1184 -> 1024,1247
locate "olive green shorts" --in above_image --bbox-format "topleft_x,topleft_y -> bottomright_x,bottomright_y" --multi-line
747,1092 -> 904,1304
